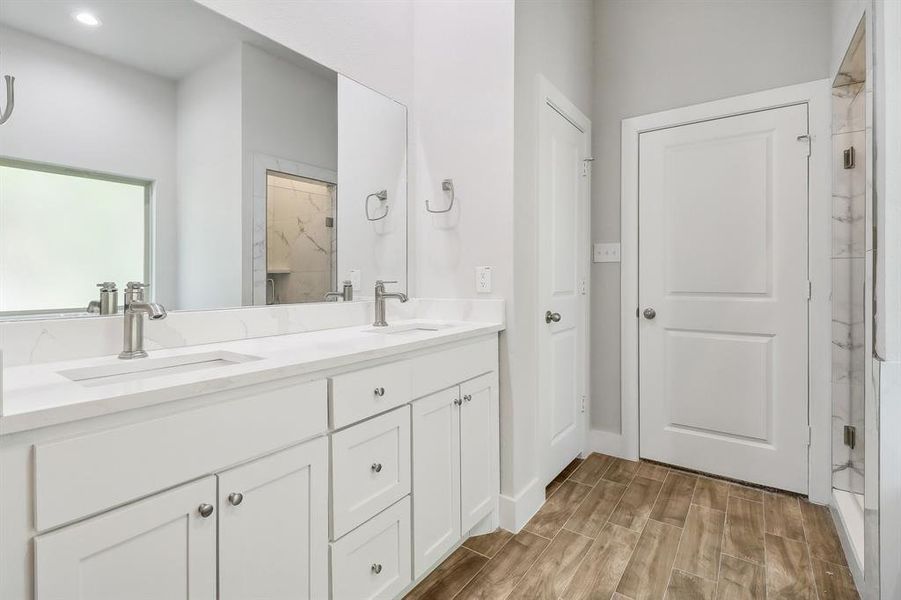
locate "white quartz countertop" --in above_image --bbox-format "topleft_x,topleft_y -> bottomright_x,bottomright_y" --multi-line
0,319 -> 503,435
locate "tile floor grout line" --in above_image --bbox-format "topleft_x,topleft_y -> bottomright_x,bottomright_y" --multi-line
659,472 -> 695,599
500,526 -> 566,600
448,531 -> 519,600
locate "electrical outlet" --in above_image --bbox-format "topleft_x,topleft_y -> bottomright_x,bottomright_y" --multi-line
593,242 -> 621,263
349,269 -> 361,290
475,266 -> 492,293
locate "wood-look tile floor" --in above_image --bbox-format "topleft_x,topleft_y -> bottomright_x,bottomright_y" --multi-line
405,453 -> 859,600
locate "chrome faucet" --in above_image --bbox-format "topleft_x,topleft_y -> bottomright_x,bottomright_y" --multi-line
119,282 -> 167,359
86,281 -> 119,315
325,280 -> 354,302
373,280 -> 407,327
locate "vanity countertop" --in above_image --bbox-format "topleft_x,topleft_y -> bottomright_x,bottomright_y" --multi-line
0,319 -> 503,436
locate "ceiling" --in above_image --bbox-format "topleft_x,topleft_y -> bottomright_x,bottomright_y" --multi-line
0,0 -> 334,81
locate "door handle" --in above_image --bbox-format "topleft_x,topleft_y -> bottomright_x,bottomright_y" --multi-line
643,308 -> 656,320
545,311 -> 561,324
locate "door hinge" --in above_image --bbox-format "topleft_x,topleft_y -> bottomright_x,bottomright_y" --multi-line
580,395 -> 586,413
579,279 -> 587,295
807,427 -> 812,447
843,425 -> 857,449
806,280 -> 812,300
797,134 -> 811,157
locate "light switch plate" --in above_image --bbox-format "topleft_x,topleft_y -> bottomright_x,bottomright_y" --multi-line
593,243 -> 621,263
475,266 -> 492,293
349,269 -> 361,289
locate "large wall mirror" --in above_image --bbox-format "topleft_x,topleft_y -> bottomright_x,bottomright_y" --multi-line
0,0 -> 407,318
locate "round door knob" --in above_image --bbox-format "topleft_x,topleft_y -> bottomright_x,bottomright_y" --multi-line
228,492 -> 244,506
643,308 -> 657,320
371,563 -> 383,574
373,387 -> 385,397
545,311 -> 562,324
198,503 -> 214,518
371,462 -> 383,473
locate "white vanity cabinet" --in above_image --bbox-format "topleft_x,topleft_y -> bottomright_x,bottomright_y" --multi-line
34,476 -> 218,599
218,438 -> 329,600
411,372 -> 499,578
1,329 -> 501,600
34,437 -> 329,600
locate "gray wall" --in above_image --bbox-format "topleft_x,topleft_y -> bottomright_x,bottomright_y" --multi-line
590,0 -> 833,432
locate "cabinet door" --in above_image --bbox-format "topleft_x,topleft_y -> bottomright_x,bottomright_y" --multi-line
218,437 -> 328,600
460,373 -> 498,532
411,387 -> 461,578
35,476 -> 216,600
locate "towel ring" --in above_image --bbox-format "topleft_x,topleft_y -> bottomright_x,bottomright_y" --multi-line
366,190 -> 389,221
425,179 -> 455,214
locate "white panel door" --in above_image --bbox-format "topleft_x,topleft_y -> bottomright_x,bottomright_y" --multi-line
35,476 -> 217,600
538,93 -> 590,483
412,386 -> 461,577
218,438 -> 328,600
639,104 -> 809,493
460,373 -> 498,532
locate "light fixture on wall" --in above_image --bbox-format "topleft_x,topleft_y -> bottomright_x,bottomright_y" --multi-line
73,11 -> 102,27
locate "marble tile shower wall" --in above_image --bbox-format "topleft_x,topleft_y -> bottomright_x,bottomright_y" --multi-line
832,82 -> 866,494
266,176 -> 337,304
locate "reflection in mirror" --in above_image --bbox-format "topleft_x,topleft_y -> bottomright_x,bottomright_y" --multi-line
0,0 -> 407,319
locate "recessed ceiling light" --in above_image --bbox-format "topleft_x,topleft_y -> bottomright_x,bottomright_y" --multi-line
73,12 -> 101,27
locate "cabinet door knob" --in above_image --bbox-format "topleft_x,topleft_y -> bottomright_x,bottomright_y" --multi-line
454,398 -> 463,406
371,563 -> 383,574
228,492 -> 244,506
463,394 -> 472,402
198,503 -> 214,518
373,387 -> 385,397
371,462 -> 383,473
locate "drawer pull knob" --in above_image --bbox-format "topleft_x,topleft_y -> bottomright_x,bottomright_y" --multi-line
371,462 -> 383,473
374,387 -> 386,397
228,492 -> 244,506
198,503 -> 214,518
454,398 -> 463,406
371,563 -> 383,574
464,394 -> 472,402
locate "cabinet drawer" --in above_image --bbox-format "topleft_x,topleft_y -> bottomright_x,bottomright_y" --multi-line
329,361 -> 412,428
35,379 -> 327,532
331,406 -> 411,539
330,497 -> 411,600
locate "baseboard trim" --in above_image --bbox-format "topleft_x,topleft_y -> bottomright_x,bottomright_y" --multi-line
588,429 -> 636,460
498,477 -> 544,532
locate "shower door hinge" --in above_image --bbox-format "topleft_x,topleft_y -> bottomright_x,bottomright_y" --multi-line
582,157 -> 594,177
844,425 -> 857,449
806,280 -> 812,300
797,134 -> 811,157
807,426 -> 812,447
580,395 -> 586,413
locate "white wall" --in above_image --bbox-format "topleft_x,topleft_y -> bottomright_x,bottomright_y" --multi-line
0,26 -> 178,306
337,76 -> 407,295
509,0 -> 594,523
195,0 -> 414,106
176,46 -> 243,309
590,0 -> 833,433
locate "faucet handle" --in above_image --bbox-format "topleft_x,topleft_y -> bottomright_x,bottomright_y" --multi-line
125,281 -> 149,291
375,280 -> 398,285
96,282 -> 118,291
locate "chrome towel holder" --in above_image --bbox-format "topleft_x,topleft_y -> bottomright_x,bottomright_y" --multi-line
365,189 -> 389,221
425,179 -> 455,213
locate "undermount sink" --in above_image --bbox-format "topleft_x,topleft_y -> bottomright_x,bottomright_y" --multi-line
59,351 -> 262,387
362,321 -> 455,335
